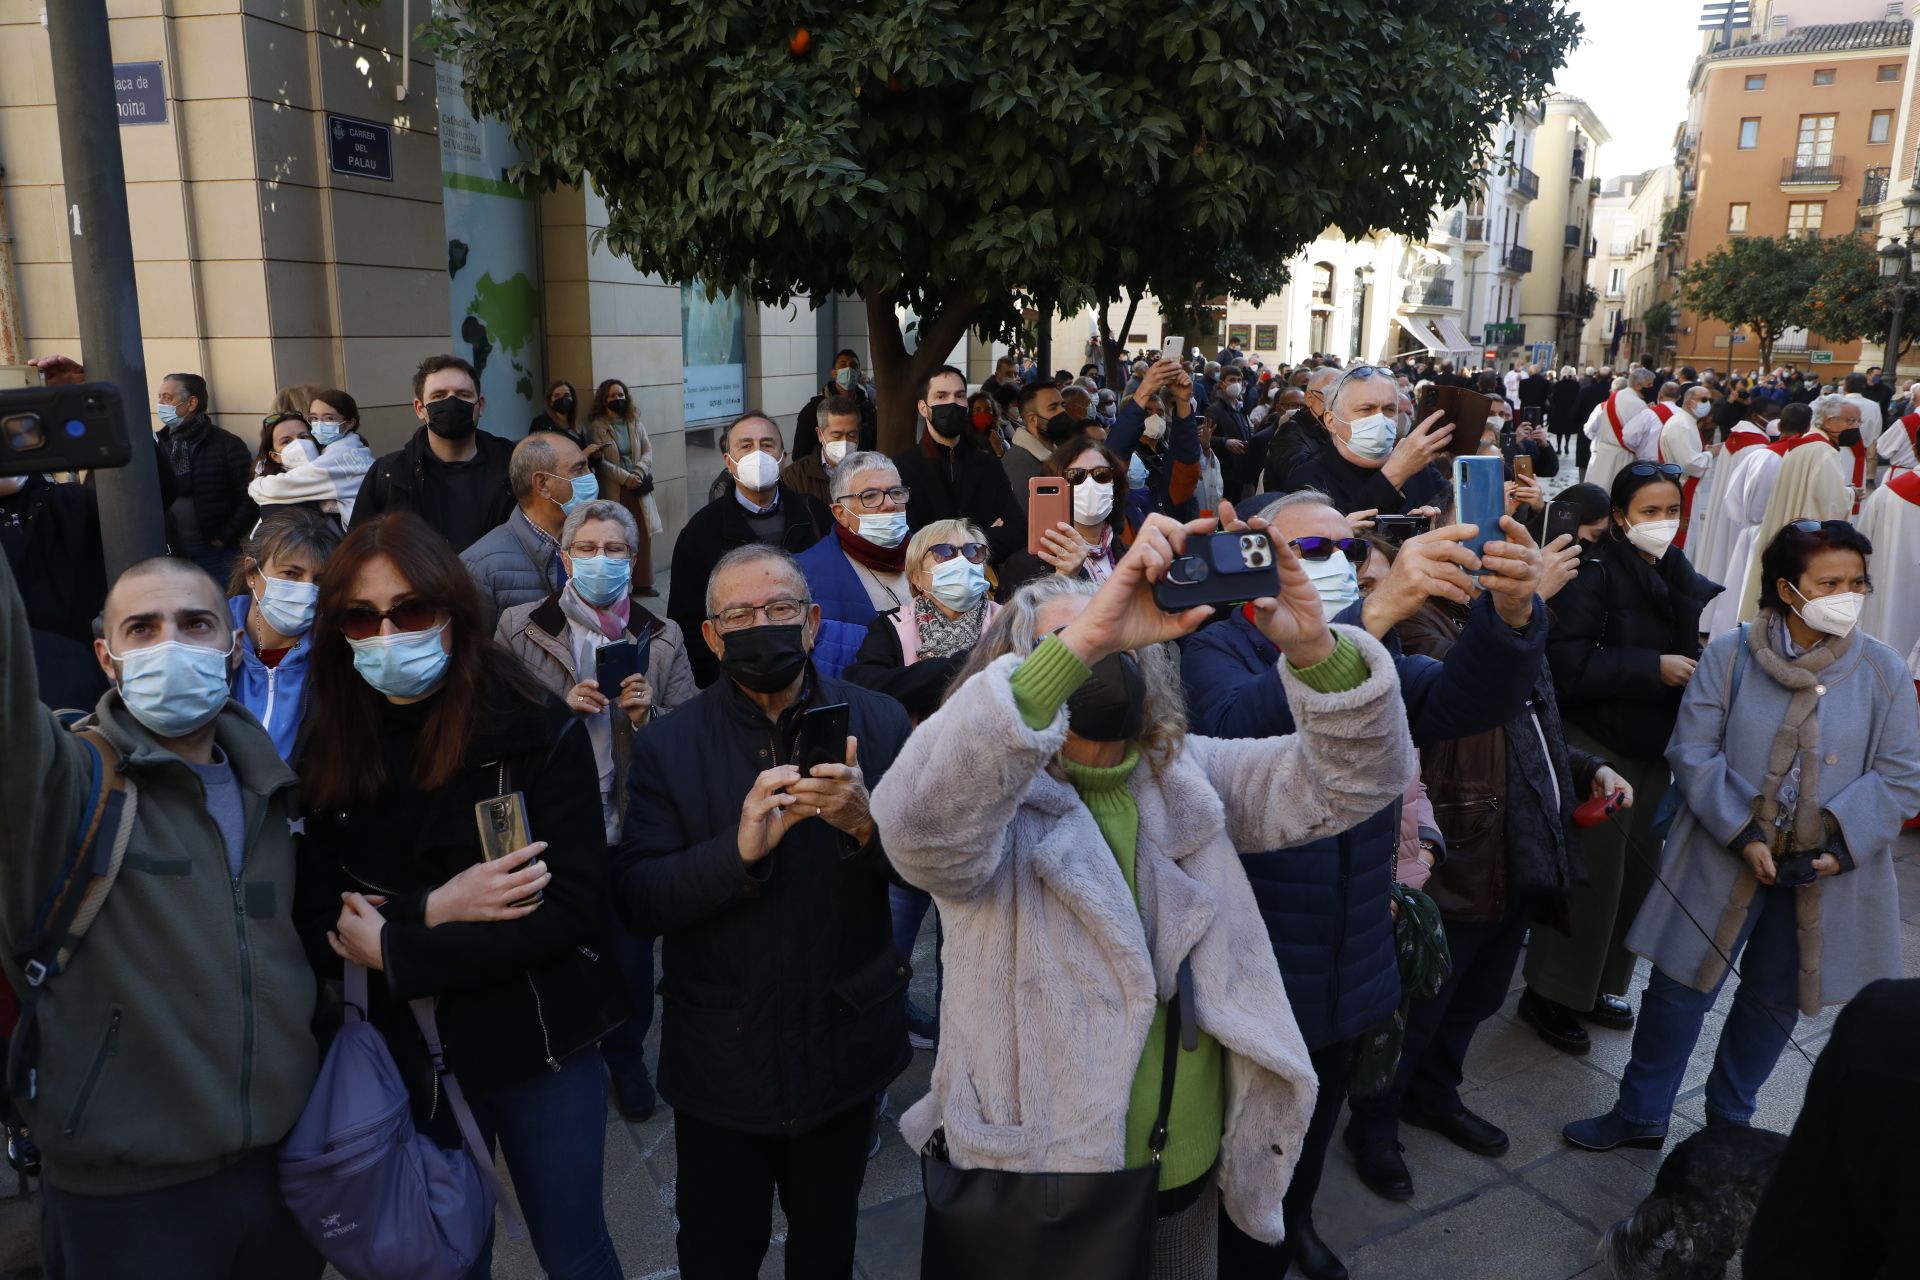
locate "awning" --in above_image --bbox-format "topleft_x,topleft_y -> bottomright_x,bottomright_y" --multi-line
1393,315 -> 1447,351
1404,242 -> 1450,270
1434,317 -> 1474,352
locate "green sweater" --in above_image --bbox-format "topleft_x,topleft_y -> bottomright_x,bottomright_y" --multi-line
1007,631 -> 1367,1190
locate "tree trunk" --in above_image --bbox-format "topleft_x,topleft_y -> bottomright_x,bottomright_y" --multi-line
1756,325 -> 1774,374
1099,289 -> 1144,392
865,288 -> 986,454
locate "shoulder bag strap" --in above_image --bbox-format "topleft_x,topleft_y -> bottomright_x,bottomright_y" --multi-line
1146,956 -> 1194,1164
1720,623 -> 1750,749
409,993 -> 528,1241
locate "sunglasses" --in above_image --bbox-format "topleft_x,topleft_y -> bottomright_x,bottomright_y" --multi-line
1063,466 -> 1117,486
339,599 -> 445,641
927,541 -> 989,565
262,412 -> 307,432
1786,518 -> 1852,535
1625,461 -> 1685,480
1288,536 -> 1369,565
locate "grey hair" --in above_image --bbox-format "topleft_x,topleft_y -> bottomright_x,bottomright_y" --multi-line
944,575 -> 1189,773
509,431 -> 566,502
1257,489 -> 1337,523
559,498 -> 638,552
1808,393 -> 1850,431
1628,367 -> 1656,390
828,450 -> 899,503
905,518 -> 986,583
704,544 -> 811,618
1560,366 -> 1577,379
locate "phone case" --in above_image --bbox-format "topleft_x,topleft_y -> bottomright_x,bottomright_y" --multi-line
1151,531 -> 1281,612
475,791 -> 531,863
1028,477 -> 1072,558
1544,499 -> 1584,546
595,638 -> 642,691
1452,455 -> 1507,568
790,703 -> 850,775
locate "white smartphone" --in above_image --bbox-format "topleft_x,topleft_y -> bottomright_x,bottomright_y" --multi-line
1162,335 -> 1185,362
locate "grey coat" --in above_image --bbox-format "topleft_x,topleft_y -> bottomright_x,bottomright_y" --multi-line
461,510 -> 562,630
870,627 -> 1415,1243
1627,620 -> 1920,1011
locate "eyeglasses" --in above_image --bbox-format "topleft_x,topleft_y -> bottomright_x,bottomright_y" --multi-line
710,596 -> 810,631
1288,536 -> 1369,565
339,599 -> 446,641
835,485 -> 910,511
567,542 -> 632,559
1063,467 -> 1116,486
926,542 -> 989,565
1625,462 -> 1685,480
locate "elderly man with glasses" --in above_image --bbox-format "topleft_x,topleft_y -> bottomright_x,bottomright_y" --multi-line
615,542 -> 913,1280
795,451 -> 914,679
1282,365 -> 1452,516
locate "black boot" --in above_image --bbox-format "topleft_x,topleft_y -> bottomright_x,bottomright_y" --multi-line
1518,988 -> 1591,1055
1342,1126 -> 1413,1202
1290,1218 -> 1349,1280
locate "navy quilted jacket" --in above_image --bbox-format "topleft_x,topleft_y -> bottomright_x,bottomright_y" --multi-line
795,534 -> 892,681
1181,594 -> 1545,1048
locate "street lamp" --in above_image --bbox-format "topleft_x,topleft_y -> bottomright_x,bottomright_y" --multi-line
1878,190 -> 1920,375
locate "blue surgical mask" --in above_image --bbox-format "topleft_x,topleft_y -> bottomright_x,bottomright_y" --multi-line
155,402 -> 181,428
545,471 -> 599,518
928,556 -> 988,613
1344,413 -> 1397,461
855,511 -> 909,548
109,639 -> 234,738
569,554 -> 632,607
349,623 -> 451,698
310,420 -> 343,447
255,576 -> 318,638
1301,555 -> 1360,620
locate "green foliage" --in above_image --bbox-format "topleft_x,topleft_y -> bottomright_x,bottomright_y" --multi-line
1803,233 -> 1910,355
1643,299 -> 1672,339
1676,235 -> 1825,369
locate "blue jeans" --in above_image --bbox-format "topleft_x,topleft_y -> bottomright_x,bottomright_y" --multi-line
598,922 -> 657,1112
890,884 -> 942,1009
463,1048 -> 622,1280
1615,882 -> 1802,1128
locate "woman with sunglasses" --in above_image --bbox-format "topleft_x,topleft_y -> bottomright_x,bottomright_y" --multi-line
997,434 -> 1133,598
247,391 -> 377,527
845,518 -> 1000,723
1565,520 -> 1920,1152
294,512 -> 625,1280
1518,463 -> 1725,1056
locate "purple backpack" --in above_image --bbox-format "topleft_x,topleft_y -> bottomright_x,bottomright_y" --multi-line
279,964 -> 523,1279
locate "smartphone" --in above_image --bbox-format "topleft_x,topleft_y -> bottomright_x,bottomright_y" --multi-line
473,791 -> 543,906
1371,513 -> 1432,547
594,637 -> 643,696
0,382 -> 131,476
790,702 -> 850,776
1162,335 -> 1185,363
1452,455 -> 1507,571
1544,497 -> 1584,546
1417,384 -> 1494,458
1513,453 -> 1535,483
1028,476 -> 1071,557
1152,531 -> 1281,612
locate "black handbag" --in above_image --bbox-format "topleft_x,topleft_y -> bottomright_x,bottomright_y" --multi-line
919,958 -> 1192,1280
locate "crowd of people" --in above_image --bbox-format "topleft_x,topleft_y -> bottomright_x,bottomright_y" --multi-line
0,336 -> 1916,1280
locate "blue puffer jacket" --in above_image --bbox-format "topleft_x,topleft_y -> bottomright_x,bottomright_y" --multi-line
1181,593 -> 1545,1048
226,594 -> 313,762
795,534 -> 896,681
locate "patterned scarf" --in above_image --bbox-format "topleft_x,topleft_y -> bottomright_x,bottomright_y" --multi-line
1350,885 -> 1451,1100
557,579 -> 630,641
1748,614 -> 1850,854
913,592 -> 987,659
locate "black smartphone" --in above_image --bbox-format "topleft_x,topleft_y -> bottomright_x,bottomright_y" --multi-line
594,638 -> 643,695
1152,531 -> 1281,612
1371,513 -> 1432,547
1544,498 -> 1584,546
790,702 -> 850,775
0,382 -> 131,476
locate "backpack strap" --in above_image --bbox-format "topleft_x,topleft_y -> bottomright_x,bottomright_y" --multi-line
409,993 -> 528,1241
1719,623 -> 1750,751
7,729 -> 138,1100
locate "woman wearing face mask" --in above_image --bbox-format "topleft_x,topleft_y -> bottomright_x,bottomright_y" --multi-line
248,391 -> 376,527
998,435 -> 1133,598
587,379 -> 659,596
1565,520 -> 1920,1152
1519,463 -> 1725,1056
870,508 -> 1416,1275
845,519 -> 999,723
225,509 -> 341,761
295,512 -> 625,1280
531,379 -> 593,455
968,391 -> 1010,457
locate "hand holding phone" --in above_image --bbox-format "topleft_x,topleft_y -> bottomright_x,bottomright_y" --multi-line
1162,335 -> 1186,363
1451,455 -> 1507,570
1028,478 -> 1072,557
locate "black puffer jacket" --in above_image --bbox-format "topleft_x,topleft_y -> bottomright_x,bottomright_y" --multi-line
1545,533 -> 1724,760
349,425 -> 516,550
159,414 -> 255,548
296,669 -> 622,1101
615,667 -> 912,1136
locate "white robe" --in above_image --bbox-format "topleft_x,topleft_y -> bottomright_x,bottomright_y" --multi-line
1878,412 -> 1919,477
1856,476 -> 1920,661
1698,446 -> 1788,637
1582,389 -> 1660,493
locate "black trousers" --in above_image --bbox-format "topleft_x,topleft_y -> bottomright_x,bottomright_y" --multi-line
1217,1037 -> 1359,1277
673,1100 -> 873,1280
40,1147 -> 322,1280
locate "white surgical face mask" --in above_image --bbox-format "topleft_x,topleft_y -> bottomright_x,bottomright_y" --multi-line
1788,584 -> 1864,639
1690,402 -> 1711,420
853,510 -> 908,548
1142,414 -> 1166,441
255,575 -> 319,638
1301,554 -> 1359,620
109,639 -> 234,739
1344,413 -> 1397,461
821,439 -> 851,466
1073,478 -> 1114,525
1624,517 -> 1679,559
279,436 -> 319,468
733,448 -> 780,490
927,556 -> 988,613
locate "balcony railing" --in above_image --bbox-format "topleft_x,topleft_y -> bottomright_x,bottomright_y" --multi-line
1861,166 -> 1891,209
1401,279 -> 1456,307
1585,237 -> 1597,259
1609,240 -> 1632,256
1782,154 -> 1844,186
1515,167 -> 1540,200
1564,223 -> 1582,248
1505,245 -> 1534,273
1571,150 -> 1587,180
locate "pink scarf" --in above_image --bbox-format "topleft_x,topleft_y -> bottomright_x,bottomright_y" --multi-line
559,582 -> 631,640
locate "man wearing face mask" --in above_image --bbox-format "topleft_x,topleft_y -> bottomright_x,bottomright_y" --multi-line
891,366 -> 1025,563
155,372 -> 256,585
0,551 -> 323,1275
671,413 -> 835,687
795,453 -> 912,679
793,349 -> 878,458
351,354 -> 515,552
1287,366 -> 1450,517
1205,366 -> 1259,501
615,544 -> 911,1279
1003,381 -> 1072,510
780,396 -> 862,506
1184,491 -> 1547,1272
459,431 -> 597,630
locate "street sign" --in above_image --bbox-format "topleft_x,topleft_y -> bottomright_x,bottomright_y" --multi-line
1810,351 -> 1833,363
112,61 -> 166,127
1730,333 -> 1747,343
327,113 -> 394,181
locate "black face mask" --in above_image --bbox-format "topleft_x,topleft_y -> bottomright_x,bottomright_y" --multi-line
1066,650 -> 1146,743
928,402 -> 970,439
718,623 -> 809,693
424,396 -> 478,440
1836,427 -> 1863,447
1039,410 -> 1078,444
552,396 -> 576,419
607,397 -> 629,414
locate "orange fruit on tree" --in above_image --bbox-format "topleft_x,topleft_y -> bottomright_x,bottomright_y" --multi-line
789,27 -> 811,56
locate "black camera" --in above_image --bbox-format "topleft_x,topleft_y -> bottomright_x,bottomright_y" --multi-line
0,382 -> 132,477
1774,849 -> 1821,888
1152,530 -> 1281,612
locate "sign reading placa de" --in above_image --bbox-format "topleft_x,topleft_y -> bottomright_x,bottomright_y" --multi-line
113,62 -> 166,127
327,114 -> 393,182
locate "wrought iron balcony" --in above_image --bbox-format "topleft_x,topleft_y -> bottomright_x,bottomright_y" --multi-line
1861,166 -> 1891,208
1564,224 -> 1582,249
1571,150 -> 1586,180
1401,279 -> 1456,307
1782,155 -> 1843,186
1505,245 -> 1534,273
1515,167 -> 1540,200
